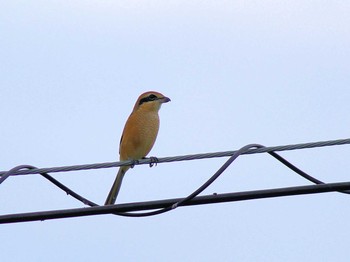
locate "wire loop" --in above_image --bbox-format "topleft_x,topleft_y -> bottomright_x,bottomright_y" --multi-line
1,138 -> 350,222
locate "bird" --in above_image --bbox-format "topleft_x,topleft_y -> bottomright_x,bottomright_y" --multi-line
104,91 -> 171,205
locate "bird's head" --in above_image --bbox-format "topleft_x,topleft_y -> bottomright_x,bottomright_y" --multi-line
133,91 -> 171,112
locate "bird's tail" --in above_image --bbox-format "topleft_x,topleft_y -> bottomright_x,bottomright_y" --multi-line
105,166 -> 129,205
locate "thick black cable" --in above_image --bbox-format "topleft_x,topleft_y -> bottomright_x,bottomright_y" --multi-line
1,182 -> 350,224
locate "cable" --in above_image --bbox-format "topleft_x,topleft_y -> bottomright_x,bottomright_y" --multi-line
1,138 -> 349,221
1,138 -> 350,177
0,165 -> 98,206
116,143 -> 350,217
1,181 -> 350,224
116,144 -> 261,217
0,165 -> 34,184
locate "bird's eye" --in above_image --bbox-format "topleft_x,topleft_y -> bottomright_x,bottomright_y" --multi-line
138,94 -> 158,106
149,94 -> 157,99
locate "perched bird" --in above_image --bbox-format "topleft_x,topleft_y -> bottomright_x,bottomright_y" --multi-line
105,91 -> 170,205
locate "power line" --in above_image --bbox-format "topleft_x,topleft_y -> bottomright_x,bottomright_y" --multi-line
1,181 -> 350,224
1,138 -> 349,177
1,138 -> 350,223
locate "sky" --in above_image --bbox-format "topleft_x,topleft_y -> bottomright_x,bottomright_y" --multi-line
1,0 -> 350,261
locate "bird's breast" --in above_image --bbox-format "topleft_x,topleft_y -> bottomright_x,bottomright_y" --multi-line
119,111 -> 160,161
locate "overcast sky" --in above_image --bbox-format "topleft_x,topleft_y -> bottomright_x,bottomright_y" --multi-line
1,1 -> 350,261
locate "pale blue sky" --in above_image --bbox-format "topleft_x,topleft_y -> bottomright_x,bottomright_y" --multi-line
1,1 -> 350,261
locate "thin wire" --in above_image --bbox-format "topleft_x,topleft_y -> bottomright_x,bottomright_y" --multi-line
116,144 -> 260,217
1,138 -> 349,177
0,165 -> 33,184
40,173 -> 99,207
0,165 -> 98,206
116,143 -> 350,217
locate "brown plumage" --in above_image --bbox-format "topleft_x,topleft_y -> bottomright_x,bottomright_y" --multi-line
105,91 -> 170,205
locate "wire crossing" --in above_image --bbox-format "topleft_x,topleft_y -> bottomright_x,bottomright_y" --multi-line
1,138 -> 349,223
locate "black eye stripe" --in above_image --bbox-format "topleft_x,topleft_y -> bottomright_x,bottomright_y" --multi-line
139,94 -> 158,105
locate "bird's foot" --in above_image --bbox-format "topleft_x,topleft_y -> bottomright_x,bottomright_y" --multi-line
130,159 -> 139,169
149,156 -> 159,167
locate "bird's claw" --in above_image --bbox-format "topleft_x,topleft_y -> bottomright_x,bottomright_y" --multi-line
130,159 -> 139,169
149,156 -> 159,167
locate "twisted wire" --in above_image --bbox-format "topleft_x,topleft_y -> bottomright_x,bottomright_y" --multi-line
1,138 -> 349,177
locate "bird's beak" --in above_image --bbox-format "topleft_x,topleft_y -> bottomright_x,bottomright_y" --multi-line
160,96 -> 171,103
